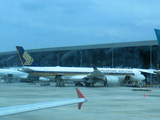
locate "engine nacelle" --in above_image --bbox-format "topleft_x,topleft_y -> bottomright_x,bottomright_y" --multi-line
39,77 -> 50,81
68,75 -> 86,82
59,76 -> 67,80
105,76 -> 119,85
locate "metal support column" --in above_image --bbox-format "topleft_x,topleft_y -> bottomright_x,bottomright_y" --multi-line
57,52 -> 59,66
150,46 -> 152,84
80,51 -> 82,67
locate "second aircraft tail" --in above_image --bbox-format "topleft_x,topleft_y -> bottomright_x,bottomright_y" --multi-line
154,29 -> 160,47
15,46 -> 38,66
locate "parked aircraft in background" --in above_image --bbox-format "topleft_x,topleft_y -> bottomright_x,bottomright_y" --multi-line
0,68 -> 28,82
15,46 -> 155,87
0,88 -> 87,117
0,68 -> 49,83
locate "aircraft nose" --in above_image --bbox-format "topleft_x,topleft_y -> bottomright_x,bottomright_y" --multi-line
142,75 -> 145,80
138,74 -> 145,81
135,74 -> 145,81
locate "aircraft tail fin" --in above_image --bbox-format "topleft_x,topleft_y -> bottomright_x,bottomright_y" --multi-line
76,88 -> 86,109
154,29 -> 160,47
15,46 -> 38,66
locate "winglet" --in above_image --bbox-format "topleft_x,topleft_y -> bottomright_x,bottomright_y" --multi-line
76,88 -> 85,98
91,64 -> 98,70
154,29 -> 160,47
76,88 -> 85,109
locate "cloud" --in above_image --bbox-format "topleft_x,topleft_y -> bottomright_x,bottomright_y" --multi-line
0,0 -> 160,52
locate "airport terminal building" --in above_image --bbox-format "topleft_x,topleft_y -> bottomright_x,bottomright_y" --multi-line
0,40 -> 160,84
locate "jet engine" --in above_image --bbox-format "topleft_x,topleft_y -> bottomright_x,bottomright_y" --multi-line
68,75 -> 86,82
39,77 -> 50,81
105,76 -> 119,85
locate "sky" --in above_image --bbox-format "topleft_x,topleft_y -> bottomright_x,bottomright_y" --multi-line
1,0 -> 160,52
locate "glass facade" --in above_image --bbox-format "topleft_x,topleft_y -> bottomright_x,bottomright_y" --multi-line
0,45 -> 160,84
0,45 -> 159,68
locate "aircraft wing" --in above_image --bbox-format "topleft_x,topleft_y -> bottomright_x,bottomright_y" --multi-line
135,68 -> 156,74
19,67 -> 34,73
87,64 -> 105,80
0,88 -> 87,117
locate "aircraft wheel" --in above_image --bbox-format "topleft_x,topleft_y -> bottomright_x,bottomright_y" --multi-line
85,83 -> 90,87
75,83 -> 83,86
104,81 -> 107,86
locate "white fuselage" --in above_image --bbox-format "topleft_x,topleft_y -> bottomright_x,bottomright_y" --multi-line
0,68 -> 28,79
22,66 -> 145,83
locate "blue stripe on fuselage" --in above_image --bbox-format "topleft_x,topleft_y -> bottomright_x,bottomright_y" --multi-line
24,70 -> 135,75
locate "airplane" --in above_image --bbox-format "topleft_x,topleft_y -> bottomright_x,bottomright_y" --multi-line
0,68 -> 49,83
0,68 -> 28,80
15,46 -> 154,87
0,88 -> 87,117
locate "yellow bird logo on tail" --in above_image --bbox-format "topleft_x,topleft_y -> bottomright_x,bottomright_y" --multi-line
22,52 -> 33,65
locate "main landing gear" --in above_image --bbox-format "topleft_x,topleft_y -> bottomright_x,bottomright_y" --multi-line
104,79 -> 107,86
84,83 -> 94,87
55,75 -> 65,87
75,82 -> 83,86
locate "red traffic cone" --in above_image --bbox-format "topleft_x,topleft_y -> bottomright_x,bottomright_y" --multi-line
144,94 -> 145,97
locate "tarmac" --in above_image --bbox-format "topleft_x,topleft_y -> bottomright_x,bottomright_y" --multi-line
0,83 -> 160,120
